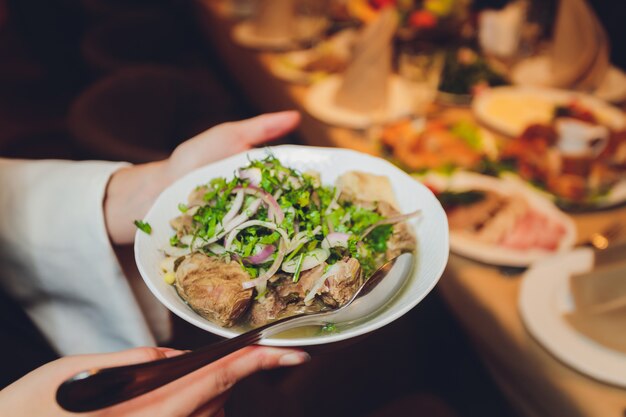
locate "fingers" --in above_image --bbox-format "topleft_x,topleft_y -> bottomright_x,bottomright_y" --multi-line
220,111 -> 301,146
54,347 -> 183,381
154,346 -> 309,416
188,391 -> 230,417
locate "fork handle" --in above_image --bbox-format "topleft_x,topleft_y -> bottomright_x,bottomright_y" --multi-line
56,328 -> 263,413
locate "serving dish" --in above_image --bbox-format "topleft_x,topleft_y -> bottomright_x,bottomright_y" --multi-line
135,145 -> 449,346
420,171 -> 576,267
519,249 -> 626,387
305,75 -> 415,129
472,86 -> 625,137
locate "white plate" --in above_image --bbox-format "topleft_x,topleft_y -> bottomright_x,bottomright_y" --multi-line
231,18 -> 326,51
473,86 -> 626,137
267,50 -> 325,84
305,75 -> 415,129
134,145 -> 449,346
511,55 -> 626,104
519,249 -> 626,387
420,171 -> 576,267
268,29 -> 356,84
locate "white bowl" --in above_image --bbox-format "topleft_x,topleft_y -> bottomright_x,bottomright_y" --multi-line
134,145 -> 449,346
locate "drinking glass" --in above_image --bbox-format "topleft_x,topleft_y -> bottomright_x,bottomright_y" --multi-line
398,48 -> 445,117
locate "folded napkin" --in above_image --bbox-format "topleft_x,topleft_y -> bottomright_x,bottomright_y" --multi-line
334,7 -> 397,114
550,0 -> 610,91
565,260 -> 626,353
252,0 -> 295,39
565,297 -> 626,353
478,1 -> 526,58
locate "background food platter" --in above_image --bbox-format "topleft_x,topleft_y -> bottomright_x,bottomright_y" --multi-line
472,86 -> 626,137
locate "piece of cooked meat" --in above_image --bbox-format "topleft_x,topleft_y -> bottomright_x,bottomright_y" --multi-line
247,289 -> 287,327
321,258 -> 362,308
336,171 -> 399,210
175,254 -> 253,327
275,264 -> 326,300
170,214 -> 194,236
376,201 -> 417,259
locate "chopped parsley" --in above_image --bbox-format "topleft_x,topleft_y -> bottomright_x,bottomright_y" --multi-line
134,220 -> 152,234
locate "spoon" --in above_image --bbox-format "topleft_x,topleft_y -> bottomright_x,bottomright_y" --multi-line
56,253 -> 414,413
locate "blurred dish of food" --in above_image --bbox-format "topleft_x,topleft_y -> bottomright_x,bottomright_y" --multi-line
420,171 -> 576,266
472,86 -> 626,137
499,100 -> 626,209
437,47 -> 507,105
379,118 -> 498,173
268,29 -> 357,84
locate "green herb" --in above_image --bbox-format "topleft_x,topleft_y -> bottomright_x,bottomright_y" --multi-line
450,121 -> 482,150
321,323 -> 337,333
177,203 -> 188,213
134,220 -> 152,234
292,253 -> 305,283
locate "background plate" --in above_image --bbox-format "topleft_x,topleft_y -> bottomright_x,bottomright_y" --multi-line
519,249 -> 626,387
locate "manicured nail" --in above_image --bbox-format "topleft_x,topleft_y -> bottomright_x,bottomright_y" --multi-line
278,352 -> 310,366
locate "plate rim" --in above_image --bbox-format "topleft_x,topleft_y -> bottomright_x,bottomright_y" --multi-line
519,250 -> 626,387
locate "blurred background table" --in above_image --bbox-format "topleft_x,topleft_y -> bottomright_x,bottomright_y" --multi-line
194,1 -> 626,416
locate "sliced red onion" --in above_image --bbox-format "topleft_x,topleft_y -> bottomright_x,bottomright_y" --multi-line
223,198 -> 262,233
224,220 -> 291,252
187,199 -> 262,250
321,232 -> 351,250
222,190 -> 244,226
281,248 -> 330,273
233,185 -> 284,224
238,167 -> 262,186
242,238 -> 287,289
287,226 -> 322,253
246,244 -> 275,264
360,210 -> 422,239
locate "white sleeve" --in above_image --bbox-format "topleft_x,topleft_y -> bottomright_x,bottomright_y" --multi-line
0,159 -> 157,355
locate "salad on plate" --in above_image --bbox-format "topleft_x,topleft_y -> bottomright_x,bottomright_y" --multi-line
159,156 -> 419,329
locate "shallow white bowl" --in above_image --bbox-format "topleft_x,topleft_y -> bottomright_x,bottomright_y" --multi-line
134,145 -> 449,346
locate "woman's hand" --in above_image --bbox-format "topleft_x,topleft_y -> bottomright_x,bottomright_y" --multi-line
0,345 -> 309,417
104,111 -> 300,245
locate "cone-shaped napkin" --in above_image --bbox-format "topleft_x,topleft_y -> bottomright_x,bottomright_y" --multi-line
565,297 -> 626,353
334,8 -> 398,113
570,261 -> 626,311
564,261 -> 626,353
550,0 -> 610,91
252,0 -> 295,39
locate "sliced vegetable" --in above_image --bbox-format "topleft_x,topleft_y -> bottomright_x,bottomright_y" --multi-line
281,248 -> 330,274
233,185 -> 284,224
360,210 -> 422,239
246,244 -> 275,264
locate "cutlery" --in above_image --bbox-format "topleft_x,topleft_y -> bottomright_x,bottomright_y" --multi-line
56,253 -> 414,413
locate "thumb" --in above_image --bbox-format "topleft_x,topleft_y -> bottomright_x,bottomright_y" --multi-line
219,111 -> 301,146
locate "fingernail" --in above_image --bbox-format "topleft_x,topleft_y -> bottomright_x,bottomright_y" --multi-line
279,352 -> 310,366
164,350 -> 186,358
